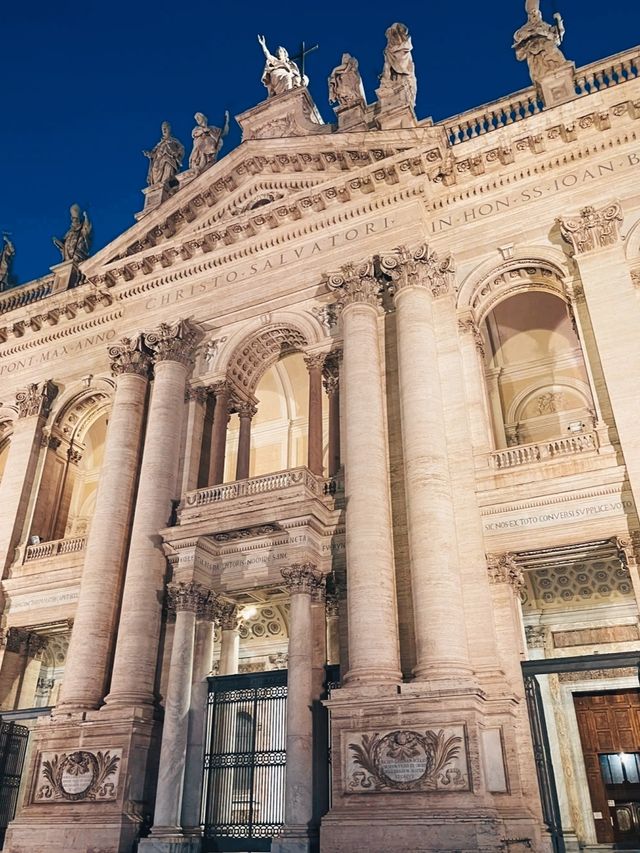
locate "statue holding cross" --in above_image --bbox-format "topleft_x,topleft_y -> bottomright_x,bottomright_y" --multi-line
257,34 -> 315,97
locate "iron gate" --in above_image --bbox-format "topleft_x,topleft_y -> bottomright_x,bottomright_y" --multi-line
202,669 -> 287,852
0,720 -> 29,846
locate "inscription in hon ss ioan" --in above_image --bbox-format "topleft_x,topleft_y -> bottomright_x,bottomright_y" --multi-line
344,726 -> 469,794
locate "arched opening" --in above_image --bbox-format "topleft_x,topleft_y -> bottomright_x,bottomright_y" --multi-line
61,412 -> 107,538
482,291 -> 594,448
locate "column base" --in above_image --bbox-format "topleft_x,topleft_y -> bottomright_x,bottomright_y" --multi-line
4,707 -> 160,853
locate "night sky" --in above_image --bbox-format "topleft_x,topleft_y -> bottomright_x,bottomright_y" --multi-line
1,0 -> 637,284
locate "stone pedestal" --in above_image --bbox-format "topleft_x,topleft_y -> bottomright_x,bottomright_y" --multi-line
50,259 -> 81,293
538,61 -> 576,107
333,102 -> 367,131
136,182 -> 176,220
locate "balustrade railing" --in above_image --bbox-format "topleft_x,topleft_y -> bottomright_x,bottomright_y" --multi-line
489,431 -> 599,471
574,50 -> 640,97
0,276 -> 54,316
183,466 -> 326,509
24,536 -> 86,562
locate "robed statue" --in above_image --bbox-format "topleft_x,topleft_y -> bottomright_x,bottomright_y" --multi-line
514,0 -> 567,84
189,111 -> 230,174
0,235 -> 15,290
144,121 -> 185,187
379,22 -> 417,108
328,54 -> 366,109
258,34 -> 308,97
52,205 -> 92,263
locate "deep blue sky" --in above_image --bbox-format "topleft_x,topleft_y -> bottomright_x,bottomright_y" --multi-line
2,0 -> 637,284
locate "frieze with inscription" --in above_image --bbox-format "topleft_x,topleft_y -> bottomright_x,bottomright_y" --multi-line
344,726 -> 469,794
33,749 -> 122,803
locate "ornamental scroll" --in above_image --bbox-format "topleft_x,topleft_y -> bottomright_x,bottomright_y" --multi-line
33,748 -> 122,803
344,725 -> 469,794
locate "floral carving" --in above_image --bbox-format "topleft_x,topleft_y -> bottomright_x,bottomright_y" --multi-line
323,260 -> 381,311
144,318 -> 201,366
378,244 -> 456,299
558,202 -> 623,255
15,380 -> 57,419
108,335 -> 152,378
487,553 -> 525,596
34,749 -> 121,802
166,581 -> 212,615
281,562 -> 325,595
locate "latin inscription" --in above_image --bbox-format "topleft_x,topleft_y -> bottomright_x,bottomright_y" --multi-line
0,329 -> 117,377
483,498 -> 633,533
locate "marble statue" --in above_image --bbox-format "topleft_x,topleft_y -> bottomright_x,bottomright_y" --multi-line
258,34 -> 308,97
328,54 -> 366,109
188,111 -> 230,174
143,122 -> 185,187
514,0 -> 567,84
379,22 -> 417,108
0,235 -> 15,290
52,205 -> 92,263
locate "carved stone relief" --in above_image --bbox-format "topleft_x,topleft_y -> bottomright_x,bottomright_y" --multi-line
33,749 -> 122,803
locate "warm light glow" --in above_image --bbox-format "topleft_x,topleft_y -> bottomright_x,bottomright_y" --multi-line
241,605 -> 258,620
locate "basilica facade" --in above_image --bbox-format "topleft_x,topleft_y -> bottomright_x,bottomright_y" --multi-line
0,6 -> 639,853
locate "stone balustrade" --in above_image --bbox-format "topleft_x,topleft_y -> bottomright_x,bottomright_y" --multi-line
489,431 -> 599,471
574,48 -> 640,97
182,467 -> 326,509
0,275 -> 54,316
24,535 -> 86,562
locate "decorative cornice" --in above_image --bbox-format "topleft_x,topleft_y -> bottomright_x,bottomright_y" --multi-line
558,201 -> 624,255
15,380 -> 57,418
486,552 -> 525,595
144,318 -> 201,366
108,335 -> 152,378
281,562 -> 325,595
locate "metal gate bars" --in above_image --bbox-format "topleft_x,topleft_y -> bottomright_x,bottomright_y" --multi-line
0,720 -> 29,846
201,669 -> 288,852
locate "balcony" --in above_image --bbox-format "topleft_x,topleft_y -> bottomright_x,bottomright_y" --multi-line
24,536 -> 86,562
488,431 -> 600,471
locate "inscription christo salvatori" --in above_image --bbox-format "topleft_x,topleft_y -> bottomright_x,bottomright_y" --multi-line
34,749 -> 122,803
345,727 -> 469,794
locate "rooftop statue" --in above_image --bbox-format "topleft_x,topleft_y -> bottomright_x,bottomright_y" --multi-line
378,22 -> 417,109
143,121 -> 185,187
188,111 -> 230,174
258,34 -> 308,97
329,53 -> 366,109
0,235 -> 15,291
52,204 -> 92,263
514,0 -> 568,85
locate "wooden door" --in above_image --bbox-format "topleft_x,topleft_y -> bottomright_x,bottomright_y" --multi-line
574,690 -> 640,844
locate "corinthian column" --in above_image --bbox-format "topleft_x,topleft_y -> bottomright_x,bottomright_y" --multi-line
304,353 -> 324,476
208,382 -> 231,485
218,603 -> 240,675
558,202 -> 640,514
325,264 -> 401,685
272,563 -> 324,853
105,320 -> 200,709
235,401 -> 257,481
143,582 -> 212,845
0,381 -> 57,571
322,354 -> 341,477
381,247 -> 471,681
57,338 -> 151,712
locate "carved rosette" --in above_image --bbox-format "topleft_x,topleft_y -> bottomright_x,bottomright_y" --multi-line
558,201 -> 623,255
15,380 -> 57,419
166,581 -> 211,616
144,319 -> 201,366
219,602 -> 240,631
487,553 -> 525,596
281,562 -> 325,596
324,260 -> 381,312
108,335 -> 152,378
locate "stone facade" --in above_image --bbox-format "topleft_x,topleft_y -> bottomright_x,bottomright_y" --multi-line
1,13 -> 640,853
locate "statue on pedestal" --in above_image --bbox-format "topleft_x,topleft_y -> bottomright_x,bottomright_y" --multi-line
258,34 -> 308,97
513,0 -> 568,85
188,111 -> 230,174
143,122 -> 185,187
329,54 -> 366,109
377,23 -> 417,110
0,235 -> 15,290
52,205 -> 92,263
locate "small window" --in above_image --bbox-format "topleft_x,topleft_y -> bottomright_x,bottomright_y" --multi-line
600,752 -> 640,785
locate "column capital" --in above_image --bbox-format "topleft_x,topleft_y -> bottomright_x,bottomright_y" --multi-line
15,380 -> 57,419
219,602 -> 240,631
524,625 -> 548,649
326,591 -> 340,617
281,562 -> 325,596
324,260 -> 382,311
457,315 -> 486,358
322,352 -> 341,396
185,384 -> 210,404
144,319 -> 202,366
235,399 -> 258,419
210,380 -> 232,399
379,244 -> 456,300
615,532 -> 640,570
109,335 -> 152,377
166,580 -> 212,615
557,201 -> 624,255
303,352 -> 326,372
486,552 -> 525,596
26,632 -> 48,659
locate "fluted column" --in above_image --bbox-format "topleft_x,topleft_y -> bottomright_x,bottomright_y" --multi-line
144,582 -> 212,843
218,603 -> 240,675
305,354 -> 324,476
209,382 -> 231,486
382,247 -> 471,681
326,264 -> 401,685
0,382 -> 57,571
323,354 -> 341,477
105,320 -> 199,710
235,401 -> 257,481
273,564 -> 324,853
181,594 -> 219,835
56,341 -> 151,712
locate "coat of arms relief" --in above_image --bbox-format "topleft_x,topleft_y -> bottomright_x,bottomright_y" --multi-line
33,749 -> 122,803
